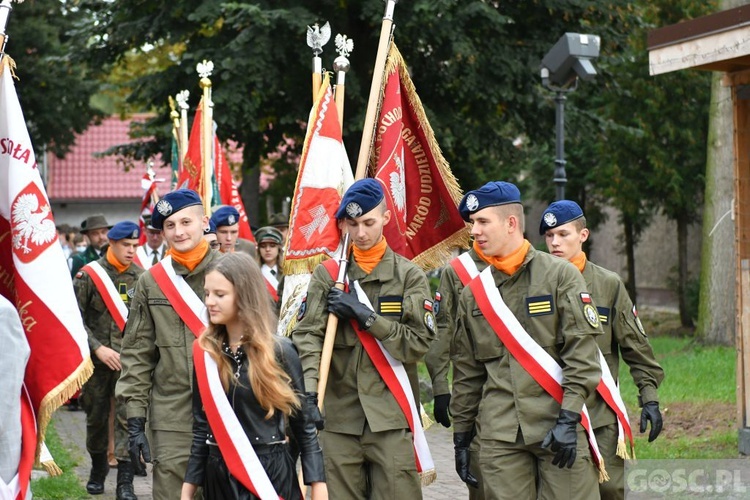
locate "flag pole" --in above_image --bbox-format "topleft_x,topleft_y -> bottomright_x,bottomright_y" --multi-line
354,0 -> 397,180
175,90 -> 190,178
333,34 -> 353,129
0,0 -> 13,63
307,22 -> 330,104
198,61 -> 214,215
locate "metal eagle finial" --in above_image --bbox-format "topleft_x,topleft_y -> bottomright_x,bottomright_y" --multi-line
175,90 -> 189,110
334,34 -> 354,58
307,22 -> 331,56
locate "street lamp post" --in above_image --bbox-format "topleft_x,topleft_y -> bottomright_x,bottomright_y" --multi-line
541,33 -> 601,201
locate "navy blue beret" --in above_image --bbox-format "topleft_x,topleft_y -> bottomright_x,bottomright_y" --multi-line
458,181 -> 521,222
151,189 -> 203,230
211,206 -> 240,228
539,200 -> 584,235
204,219 -> 217,235
107,221 -> 140,241
336,178 -> 385,219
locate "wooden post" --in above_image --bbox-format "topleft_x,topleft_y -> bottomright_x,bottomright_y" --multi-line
354,0 -> 398,180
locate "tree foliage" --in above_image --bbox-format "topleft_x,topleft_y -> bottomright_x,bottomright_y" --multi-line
7,0 -> 104,157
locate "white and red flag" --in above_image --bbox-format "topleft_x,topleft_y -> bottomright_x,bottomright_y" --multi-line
0,57 -> 93,494
278,73 -> 353,335
370,43 -> 469,269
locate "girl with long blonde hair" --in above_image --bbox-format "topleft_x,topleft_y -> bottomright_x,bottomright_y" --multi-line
181,253 -> 327,500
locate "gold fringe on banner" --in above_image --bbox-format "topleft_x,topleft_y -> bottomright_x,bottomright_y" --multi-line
35,357 -> 94,467
371,43 -> 470,272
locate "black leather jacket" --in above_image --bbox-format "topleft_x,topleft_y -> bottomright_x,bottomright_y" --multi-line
184,336 -> 325,486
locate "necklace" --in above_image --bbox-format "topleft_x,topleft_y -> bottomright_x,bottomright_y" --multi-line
221,340 -> 246,379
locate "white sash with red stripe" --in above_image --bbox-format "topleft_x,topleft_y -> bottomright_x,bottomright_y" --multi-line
321,260 -> 435,483
0,387 -> 35,500
134,246 -> 149,270
192,342 -> 282,500
468,267 -> 607,478
453,255 -> 634,459
82,261 -> 128,331
150,257 -> 207,337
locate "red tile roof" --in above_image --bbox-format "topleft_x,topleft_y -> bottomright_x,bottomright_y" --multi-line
46,114 -> 168,201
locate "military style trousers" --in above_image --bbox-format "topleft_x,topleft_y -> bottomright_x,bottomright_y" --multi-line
469,421 -> 485,500
479,428 -> 599,500
150,430 -> 202,500
595,423 -> 624,500
80,363 -> 128,459
319,424 -> 422,500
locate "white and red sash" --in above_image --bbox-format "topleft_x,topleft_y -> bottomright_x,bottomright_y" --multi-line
322,260 -> 436,483
150,257 -> 208,338
453,254 -> 634,459
261,267 -> 279,303
467,266 -> 606,477
81,261 -> 129,332
264,279 -> 279,303
192,342 -> 282,500
133,246 -> 149,270
0,387 -> 35,500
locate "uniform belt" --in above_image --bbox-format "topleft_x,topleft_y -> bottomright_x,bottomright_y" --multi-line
207,440 -> 287,458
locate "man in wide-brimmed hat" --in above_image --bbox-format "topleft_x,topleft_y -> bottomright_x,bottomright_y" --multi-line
70,214 -> 112,277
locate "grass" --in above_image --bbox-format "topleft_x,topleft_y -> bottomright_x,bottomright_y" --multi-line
30,419 -> 89,499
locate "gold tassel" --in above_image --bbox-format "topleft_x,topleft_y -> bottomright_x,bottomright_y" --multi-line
40,459 -> 62,477
420,468 -> 437,487
420,404 -> 433,430
35,357 -> 94,465
598,460 -> 610,484
616,438 -> 631,460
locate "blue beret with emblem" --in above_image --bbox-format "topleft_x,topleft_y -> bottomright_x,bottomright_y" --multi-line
107,221 -> 141,241
211,206 -> 240,228
335,178 -> 385,219
204,219 -> 217,235
150,189 -> 203,230
539,200 -> 584,235
458,181 -> 521,222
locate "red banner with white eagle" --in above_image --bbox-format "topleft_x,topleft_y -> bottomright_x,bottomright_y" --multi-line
370,43 -> 469,269
0,57 -> 92,484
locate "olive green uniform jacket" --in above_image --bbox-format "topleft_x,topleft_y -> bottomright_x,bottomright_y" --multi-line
425,249 -> 488,397
582,261 -> 664,428
70,245 -> 103,278
74,256 -> 144,355
116,250 -> 220,432
451,245 -> 603,444
292,247 -> 436,435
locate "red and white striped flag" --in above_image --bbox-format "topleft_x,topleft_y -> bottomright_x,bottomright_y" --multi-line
0,57 -> 93,490
278,73 -> 353,335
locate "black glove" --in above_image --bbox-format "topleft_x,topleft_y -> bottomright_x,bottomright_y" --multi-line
640,401 -> 663,442
453,431 -> 479,488
303,392 -> 325,431
541,409 -> 580,469
127,417 -> 151,475
327,287 -> 375,329
433,394 -> 451,428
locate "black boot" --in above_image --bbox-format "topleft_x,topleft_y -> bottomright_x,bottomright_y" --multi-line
86,452 -> 110,495
116,460 -> 138,500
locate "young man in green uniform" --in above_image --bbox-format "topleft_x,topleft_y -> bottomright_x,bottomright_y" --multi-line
540,200 -> 664,500
210,205 -> 256,256
293,179 -> 436,499
70,214 -> 112,277
425,244 -> 488,498
74,221 -> 144,499
117,189 -> 219,500
451,181 -> 603,500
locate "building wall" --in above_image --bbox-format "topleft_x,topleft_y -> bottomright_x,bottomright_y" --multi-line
51,201 -> 142,230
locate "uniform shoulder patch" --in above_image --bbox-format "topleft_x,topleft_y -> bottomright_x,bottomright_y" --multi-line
596,306 -> 610,325
526,295 -> 553,316
583,304 -> 600,328
75,271 -> 83,279
424,311 -> 436,333
297,294 -> 308,321
423,299 -> 433,312
434,292 -> 441,315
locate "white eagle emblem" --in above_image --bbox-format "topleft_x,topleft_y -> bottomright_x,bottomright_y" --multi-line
543,212 -> 557,227
306,22 -> 331,56
346,202 -> 362,219
466,194 -> 479,212
390,147 -> 406,220
156,199 -> 172,216
12,193 -> 56,254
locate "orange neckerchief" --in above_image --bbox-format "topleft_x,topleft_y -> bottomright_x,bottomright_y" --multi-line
352,237 -> 387,274
170,239 -> 209,272
106,247 -> 129,274
570,251 -> 587,273
474,239 -> 531,276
